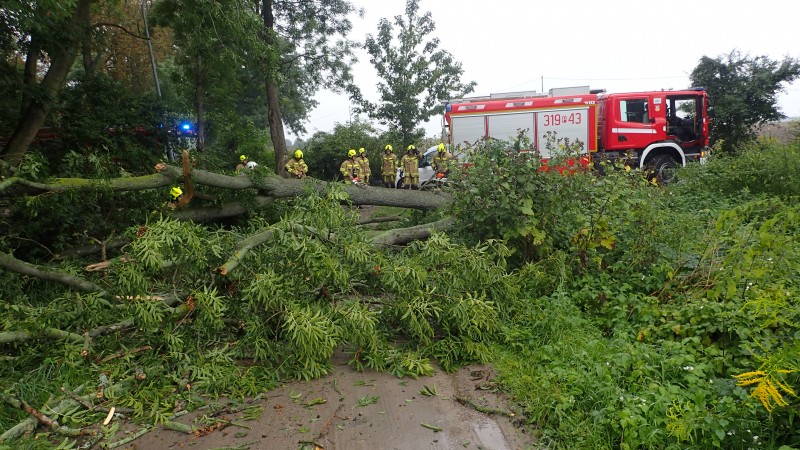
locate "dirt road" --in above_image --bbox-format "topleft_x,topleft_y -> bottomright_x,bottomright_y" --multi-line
134,358 -> 533,450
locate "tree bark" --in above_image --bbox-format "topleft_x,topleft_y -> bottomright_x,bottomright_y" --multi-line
262,0 -> 288,176
21,36 -> 41,115
2,165 -> 452,211
266,78 -> 288,175
170,196 -> 275,222
194,55 -> 206,152
0,173 -> 175,196
358,215 -> 402,225
0,251 -> 107,294
0,0 -> 90,165
53,237 -> 130,260
371,217 -> 455,246
0,328 -> 86,345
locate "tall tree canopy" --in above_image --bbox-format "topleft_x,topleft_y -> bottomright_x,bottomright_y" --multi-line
150,0 -> 265,151
359,0 -> 475,147
0,0 -> 90,165
690,50 -> 800,152
259,0 -> 362,175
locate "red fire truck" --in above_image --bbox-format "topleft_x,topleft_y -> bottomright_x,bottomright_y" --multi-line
444,86 -> 710,180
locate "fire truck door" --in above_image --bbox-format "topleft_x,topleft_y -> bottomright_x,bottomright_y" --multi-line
612,97 -> 655,149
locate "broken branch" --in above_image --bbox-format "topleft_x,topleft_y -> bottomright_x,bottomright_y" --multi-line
455,396 -> 515,417
0,328 -> 86,345
170,196 -> 275,222
357,215 -> 402,225
217,228 -> 276,276
371,217 -> 455,246
0,392 -> 91,438
0,250 -> 107,295
99,345 -> 153,364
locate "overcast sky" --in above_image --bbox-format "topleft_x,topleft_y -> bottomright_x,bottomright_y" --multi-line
291,0 -> 799,142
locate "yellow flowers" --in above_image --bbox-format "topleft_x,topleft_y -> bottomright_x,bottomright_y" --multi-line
734,369 -> 796,411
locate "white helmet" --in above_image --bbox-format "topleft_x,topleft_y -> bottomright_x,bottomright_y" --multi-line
246,161 -> 258,169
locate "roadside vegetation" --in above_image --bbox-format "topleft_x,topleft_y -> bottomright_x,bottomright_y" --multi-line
461,136 -> 800,449
2,135 -> 799,449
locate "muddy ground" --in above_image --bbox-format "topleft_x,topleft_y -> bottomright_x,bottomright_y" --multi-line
129,357 -> 535,450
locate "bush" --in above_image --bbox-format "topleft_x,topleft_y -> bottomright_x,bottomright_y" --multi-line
468,138 -> 800,448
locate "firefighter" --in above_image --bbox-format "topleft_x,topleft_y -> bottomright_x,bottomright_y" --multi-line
235,155 -> 248,173
356,147 -> 371,183
166,186 -> 183,209
432,142 -> 452,179
339,149 -> 362,184
285,149 -> 308,179
381,144 -> 398,188
401,144 -> 419,189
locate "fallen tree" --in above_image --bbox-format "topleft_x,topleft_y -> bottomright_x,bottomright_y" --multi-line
0,163 -> 477,447
0,162 -> 452,211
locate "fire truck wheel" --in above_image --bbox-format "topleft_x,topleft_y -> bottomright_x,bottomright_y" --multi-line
647,154 -> 679,184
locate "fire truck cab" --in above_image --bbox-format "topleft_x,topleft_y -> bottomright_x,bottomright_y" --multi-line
598,89 -> 709,175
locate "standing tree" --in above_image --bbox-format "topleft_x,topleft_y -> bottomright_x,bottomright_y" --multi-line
690,50 -> 800,152
150,0 -> 265,152
359,0 -> 475,148
0,0 -> 91,166
303,119 -> 382,181
259,0 -> 362,176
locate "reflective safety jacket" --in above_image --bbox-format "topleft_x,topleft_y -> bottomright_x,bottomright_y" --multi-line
355,156 -> 371,178
401,154 -> 419,175
432,152 -> 453,173
340,158 -> 362,181
382,153 -> 398,176
285,158 -> 308,178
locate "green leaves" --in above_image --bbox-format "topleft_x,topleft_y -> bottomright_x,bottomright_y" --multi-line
519,198 -> 534,216
355,394 -> 379,407
283,305 -> 339,380
690,50 -> 800,152
360,0 -> 475,145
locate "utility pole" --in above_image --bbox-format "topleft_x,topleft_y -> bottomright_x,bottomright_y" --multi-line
141,0 -> 162,101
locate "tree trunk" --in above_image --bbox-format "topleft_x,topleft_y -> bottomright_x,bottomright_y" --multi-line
21,36 -> 41,115
1,165 -> 453,211
0,0 -> 90,165
0,251 -> 106,294
262,0 -> 288,176
266,78 -> 288,175
194,55 -> 206,152
81,26 -> 96,75
170,196 -> 275,222
371,217 -> 455,246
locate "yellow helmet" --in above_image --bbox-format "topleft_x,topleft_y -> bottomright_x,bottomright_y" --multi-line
348,149 -> 357,157
359,147 -> 366,154
407,144 -> 416,151
170,186 -> 183,199
239,154 -> 247,162
294,149 -> 303,159
384,144 -> 393,151
438,143 -> 446,152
